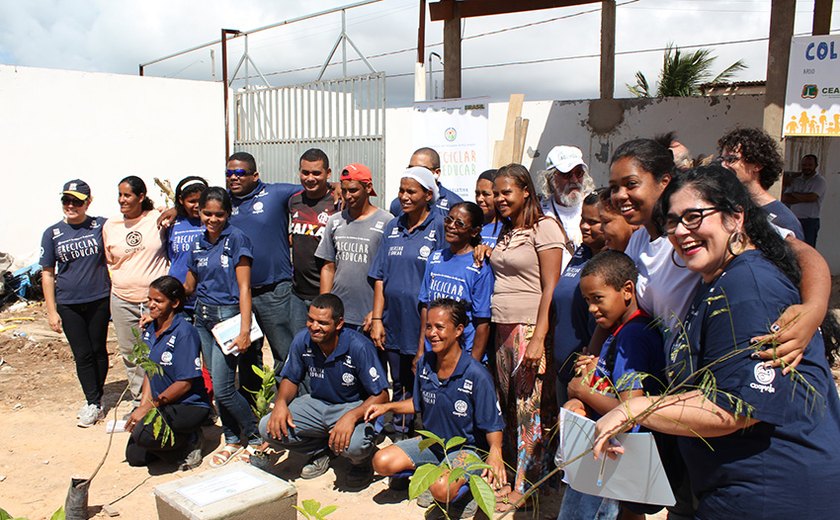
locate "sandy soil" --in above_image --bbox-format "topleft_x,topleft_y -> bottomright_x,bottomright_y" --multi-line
4,287 -> 840,520
0,303 -> 565,520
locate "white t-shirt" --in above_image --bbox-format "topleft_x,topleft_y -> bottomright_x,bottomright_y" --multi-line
784,173 -> 826,219
541,197 -> 581,273
624,228 -> 701,337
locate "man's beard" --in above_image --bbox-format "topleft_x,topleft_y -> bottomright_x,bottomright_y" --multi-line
556,184 -> 583,207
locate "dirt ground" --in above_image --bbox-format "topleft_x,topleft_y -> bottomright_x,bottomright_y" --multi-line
0,303 -> 564,520
3,281 -> 840,520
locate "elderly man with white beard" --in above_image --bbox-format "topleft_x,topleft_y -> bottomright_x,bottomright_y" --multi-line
538,145 -> 593,271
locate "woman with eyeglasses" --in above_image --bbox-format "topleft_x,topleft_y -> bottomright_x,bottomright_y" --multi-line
103,176 -> 169,409
40,180 -> 112,427
415,202 -> 494,368
490,163 -> 566,512
593,165 -> 840,519
606,138 -> 832,519
369,166 -> 447,440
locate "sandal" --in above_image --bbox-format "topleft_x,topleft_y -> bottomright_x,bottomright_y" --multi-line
495,489 -> 534,513
238,445 -> 259,464
494,483 -> 512,499
210,444 -> 244,468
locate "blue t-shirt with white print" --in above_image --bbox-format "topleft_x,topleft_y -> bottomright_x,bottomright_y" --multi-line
669,250 -> 840,519
188,225 -> 253,306
281,328 -> 389,404
229,180 -> 299,287
418,248 -> 494,354
40,216 -> 110,304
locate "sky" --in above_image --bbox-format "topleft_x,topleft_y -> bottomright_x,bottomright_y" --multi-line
0,0 -> 836,106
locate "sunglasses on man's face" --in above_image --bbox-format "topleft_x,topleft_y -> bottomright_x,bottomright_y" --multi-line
61,196 -> 85,207
225,168 -> 253,178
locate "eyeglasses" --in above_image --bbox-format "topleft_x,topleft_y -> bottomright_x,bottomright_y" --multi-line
61,196 -> 84,207
555,167 -> 585,179
664,207 -> 720,234
443,216 -> 470,229
720,154 -> 740,165
225,168 -> 253,178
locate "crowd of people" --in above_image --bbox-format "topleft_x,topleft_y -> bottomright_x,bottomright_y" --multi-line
39,130 -> 840,518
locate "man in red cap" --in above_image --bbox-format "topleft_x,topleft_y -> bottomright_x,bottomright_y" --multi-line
315,163 -> 393,331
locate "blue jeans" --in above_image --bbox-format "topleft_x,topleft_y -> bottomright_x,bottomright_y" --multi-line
252,281 -> 296,383
194,300 -> 262,446
799,218 -> 820,248
377,350 -> 415,434
557,486 -> 619,520
259,395 -> 376,465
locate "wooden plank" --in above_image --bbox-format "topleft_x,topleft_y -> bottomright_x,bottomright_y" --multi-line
513,118 -> 530,164
430,0 -> 600,21
497,94 -> 524,166
492,139 -> 504,168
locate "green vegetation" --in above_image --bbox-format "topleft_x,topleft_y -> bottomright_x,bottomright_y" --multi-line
627,44 -> 746,98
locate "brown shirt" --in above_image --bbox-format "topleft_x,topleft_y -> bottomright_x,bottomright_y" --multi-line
490,217 -> 564,324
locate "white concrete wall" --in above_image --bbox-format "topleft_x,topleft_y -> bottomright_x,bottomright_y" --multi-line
384,95 -> 840,274
3,66 -> 837,275
0,64 -> 225,267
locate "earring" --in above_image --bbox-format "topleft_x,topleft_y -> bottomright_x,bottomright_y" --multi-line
671,248 -> 687,269
727,231 -> 746,257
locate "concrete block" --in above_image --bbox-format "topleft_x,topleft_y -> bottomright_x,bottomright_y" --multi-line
154,462 -> 297,520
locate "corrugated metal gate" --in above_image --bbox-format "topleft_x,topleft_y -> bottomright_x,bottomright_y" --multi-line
233,72 -> 386,202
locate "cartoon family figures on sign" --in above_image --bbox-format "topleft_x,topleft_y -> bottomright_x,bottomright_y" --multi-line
786,109 -> 840,136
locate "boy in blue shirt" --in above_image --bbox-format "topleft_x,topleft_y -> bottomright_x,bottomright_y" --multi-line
260,294 -> 389,489
559,250 -> 664,520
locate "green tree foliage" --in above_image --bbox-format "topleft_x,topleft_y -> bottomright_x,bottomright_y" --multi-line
627,44 -> 746,97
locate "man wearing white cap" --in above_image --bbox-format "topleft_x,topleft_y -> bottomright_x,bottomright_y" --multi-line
539,145 -> 592,268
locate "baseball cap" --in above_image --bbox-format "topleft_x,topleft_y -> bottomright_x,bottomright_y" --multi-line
546,145 -> 588,174
62,179 -> 91,201
340,163 -> 377,196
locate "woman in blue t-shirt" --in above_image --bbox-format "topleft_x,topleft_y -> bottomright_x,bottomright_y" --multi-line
40,179 -> 111,428
184,187 -> 261,466
475,169 -> 501,248
369,166 -> 446,438
366,298 -> 506,512
166,177 -> 212,402
167,176 -> 208,298
593,166 -> 840,519
417,202 -> 494,365
125,276 -> 210,469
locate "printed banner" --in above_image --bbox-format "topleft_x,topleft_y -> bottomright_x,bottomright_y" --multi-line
412,98 -> 490,199
784,35 -> 840,137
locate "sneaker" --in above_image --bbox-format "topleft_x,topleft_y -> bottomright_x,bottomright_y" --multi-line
416,489 -> 433,508
178,434 -> 203,471
346,461 -> 373,488
300,452 -> 331,479
76,403 -> 87,419
77,404 -> 104,428
424,496 -> 477,519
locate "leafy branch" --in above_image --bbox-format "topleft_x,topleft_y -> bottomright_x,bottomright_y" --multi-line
501,300 -> 825,518
408,430 -> 496,519
293,499 -> 337,520
129,328 -> 175,448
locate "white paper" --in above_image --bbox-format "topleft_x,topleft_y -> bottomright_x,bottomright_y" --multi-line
556,408 -> 675,506
176,469 -> 269,507
105,419 -> 127,433
211,312 -> 263,356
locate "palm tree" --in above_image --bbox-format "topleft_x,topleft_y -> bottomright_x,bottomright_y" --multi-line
627,44 -> 747,97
